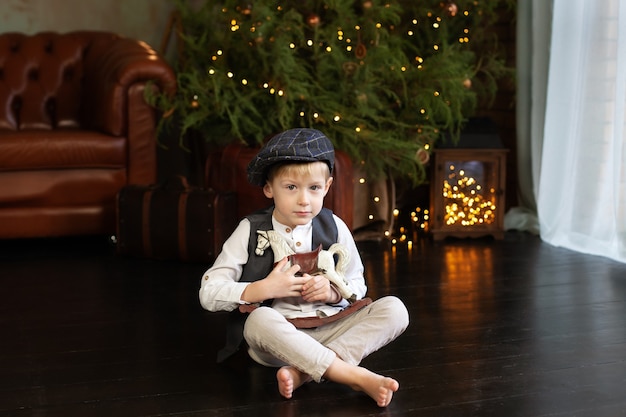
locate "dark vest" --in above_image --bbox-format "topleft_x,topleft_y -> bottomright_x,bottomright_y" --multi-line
216,206 -> 338,362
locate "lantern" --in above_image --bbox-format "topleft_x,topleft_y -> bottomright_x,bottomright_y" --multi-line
430,119 -> 508,240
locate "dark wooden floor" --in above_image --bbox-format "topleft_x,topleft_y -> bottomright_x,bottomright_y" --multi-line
1,232 -> 625,417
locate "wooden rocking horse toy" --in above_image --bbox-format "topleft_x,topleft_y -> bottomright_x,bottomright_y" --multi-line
256,230 -> 357,303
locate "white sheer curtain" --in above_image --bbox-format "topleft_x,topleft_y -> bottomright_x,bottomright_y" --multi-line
508,0 -> 626,263
539,0 -> 626,262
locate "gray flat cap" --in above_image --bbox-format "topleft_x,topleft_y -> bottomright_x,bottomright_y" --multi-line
247,128 -> 335,186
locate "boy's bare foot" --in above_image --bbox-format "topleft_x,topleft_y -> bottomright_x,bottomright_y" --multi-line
277,366 -> 311,399
323,358 -> 399,407
351,372 -> 399,407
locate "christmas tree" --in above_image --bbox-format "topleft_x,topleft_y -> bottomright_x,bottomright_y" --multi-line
156,0 -> 513,184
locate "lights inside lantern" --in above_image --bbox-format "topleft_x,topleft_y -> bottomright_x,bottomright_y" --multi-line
442,163 -> 497,227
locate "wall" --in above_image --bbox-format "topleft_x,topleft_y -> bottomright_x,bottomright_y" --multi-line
0,0 -> 174,53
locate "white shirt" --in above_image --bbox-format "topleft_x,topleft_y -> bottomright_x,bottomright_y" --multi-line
199,214 -> 367,319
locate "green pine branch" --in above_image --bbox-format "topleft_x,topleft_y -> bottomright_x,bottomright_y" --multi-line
153,0 -> 514,184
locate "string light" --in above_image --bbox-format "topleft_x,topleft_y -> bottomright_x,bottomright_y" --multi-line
200,3 -> 473,142
187,2 -> 495,245
442,164 -> 496,226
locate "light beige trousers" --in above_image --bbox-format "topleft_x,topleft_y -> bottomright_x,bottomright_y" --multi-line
243,296 -> 409,382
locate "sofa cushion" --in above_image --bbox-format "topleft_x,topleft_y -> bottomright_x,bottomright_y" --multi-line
0,129 -> 126,171
0,168 -> 126,206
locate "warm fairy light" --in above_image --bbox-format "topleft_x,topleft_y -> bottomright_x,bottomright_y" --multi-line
442,165 -> 496,226
185,4 -> 494,244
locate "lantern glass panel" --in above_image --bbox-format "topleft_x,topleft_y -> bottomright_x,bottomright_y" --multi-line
441,160 -> 499,227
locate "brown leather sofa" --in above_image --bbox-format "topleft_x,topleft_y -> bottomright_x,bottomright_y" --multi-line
0,31 -> 176,238
205,143 -> 354,229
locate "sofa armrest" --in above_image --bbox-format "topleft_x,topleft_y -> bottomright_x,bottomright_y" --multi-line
79,32 -> 176,136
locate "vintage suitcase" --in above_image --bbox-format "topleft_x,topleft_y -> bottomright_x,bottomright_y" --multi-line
116,176 -> 237,262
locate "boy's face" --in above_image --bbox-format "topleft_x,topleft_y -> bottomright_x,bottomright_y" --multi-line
263,162 -> 333,228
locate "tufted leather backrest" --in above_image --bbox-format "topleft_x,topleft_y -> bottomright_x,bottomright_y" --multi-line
0,31 -> 173,135
0,32 -> 94,130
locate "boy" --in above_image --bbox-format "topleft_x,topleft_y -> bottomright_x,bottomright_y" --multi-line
199,128 -> 409,407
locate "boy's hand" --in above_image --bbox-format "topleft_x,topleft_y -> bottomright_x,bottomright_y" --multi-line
301,274 -> 342,304
242,257 -> 307,303
267,257 -> 309,298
